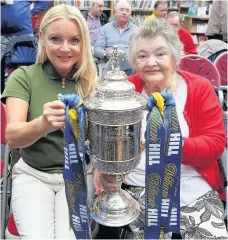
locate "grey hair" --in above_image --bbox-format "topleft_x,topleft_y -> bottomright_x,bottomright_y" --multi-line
128,19 -> 182,68
91,0 -> 103,7
115,0 -> 131,10
166,11 -> 183,24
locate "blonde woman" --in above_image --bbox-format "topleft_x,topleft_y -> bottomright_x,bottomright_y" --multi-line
2,4 -> 97,239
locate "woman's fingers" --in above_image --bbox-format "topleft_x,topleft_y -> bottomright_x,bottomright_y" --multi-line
43,107 -> 65,117
93,170 -> 117,194
102,174 -> 116,183
43,101 -> 65,116
94,178 -> 103,195
41,100 -> 67,133
93,169 -> 104,195
51,121 -> 65,129
99,174 -> 117,193
51,109 -> 66,116
49,116 -> 65,122
47,100 -> 66,110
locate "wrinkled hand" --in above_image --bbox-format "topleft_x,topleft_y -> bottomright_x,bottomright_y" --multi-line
40,100 -> 66,135
93,169 -> 103,195
93,169 -> 117,195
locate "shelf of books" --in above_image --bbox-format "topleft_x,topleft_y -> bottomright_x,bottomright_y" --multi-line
54,0 -> 113,18
55,0 -> 110,8
54,0 -> 181,26
53,0 -> 213,46
180,0 -> 213,45
126,0 -> 180,25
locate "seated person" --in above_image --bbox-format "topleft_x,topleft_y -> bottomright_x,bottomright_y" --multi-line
94,19 -> 227,239
1,0 -> 52,56
93,0 -> 136,76
166,11 -> 197,55
2,4 -> 97,239
81,0 -> 108,46
144,1 -> 168,22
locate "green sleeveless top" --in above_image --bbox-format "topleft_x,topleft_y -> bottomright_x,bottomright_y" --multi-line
2,61 -> 78,173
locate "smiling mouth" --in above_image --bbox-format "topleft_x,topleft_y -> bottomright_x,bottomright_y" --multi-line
146,70 -> 160,74
58,56 -> 72,60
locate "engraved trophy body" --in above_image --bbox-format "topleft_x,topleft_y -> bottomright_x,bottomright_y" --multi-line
84,47 -> 147,227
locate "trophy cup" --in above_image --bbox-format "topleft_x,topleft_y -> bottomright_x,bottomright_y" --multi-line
83,47 -> 147,227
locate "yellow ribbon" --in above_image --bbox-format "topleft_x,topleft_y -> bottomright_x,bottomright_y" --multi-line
152,92 -> 165,118
68,99 -> 83,138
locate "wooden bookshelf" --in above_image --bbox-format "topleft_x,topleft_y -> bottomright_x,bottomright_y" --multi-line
54,0 -> 114,19
79,7 -> 111,11
182,16 -> 209,31
179,0 -> 213,45
53,0 -> 211,45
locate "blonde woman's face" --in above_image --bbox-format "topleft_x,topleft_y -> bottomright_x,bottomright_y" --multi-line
135,35 -> 175,86
41,18 -> 82,76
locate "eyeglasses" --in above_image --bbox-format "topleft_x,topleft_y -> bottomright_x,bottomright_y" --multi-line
170,23 -> 179,28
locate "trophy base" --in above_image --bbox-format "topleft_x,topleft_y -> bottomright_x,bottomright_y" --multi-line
91,189 -> 140,227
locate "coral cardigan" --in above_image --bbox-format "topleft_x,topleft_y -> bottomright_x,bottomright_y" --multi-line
128,70 -> 226,200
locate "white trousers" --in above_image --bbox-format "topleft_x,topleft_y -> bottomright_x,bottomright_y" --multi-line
11,158 -> 94,239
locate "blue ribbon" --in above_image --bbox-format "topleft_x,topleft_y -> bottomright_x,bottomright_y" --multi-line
144,90 -> 181,239
61,94 -> 91,240
162,91 -> 181,233
145,94 -> 166,239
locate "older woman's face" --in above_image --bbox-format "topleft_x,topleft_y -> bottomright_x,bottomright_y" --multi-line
135,35 -> 175,87
40,18 -> 81,76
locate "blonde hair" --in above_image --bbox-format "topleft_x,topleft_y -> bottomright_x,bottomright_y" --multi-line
36,4 -> 97,97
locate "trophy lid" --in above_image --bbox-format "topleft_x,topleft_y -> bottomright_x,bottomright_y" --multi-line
84,47 -> 146,112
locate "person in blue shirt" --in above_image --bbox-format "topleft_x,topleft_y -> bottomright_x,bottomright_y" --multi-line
1,0 -> 52,55
93,0 -> 136,76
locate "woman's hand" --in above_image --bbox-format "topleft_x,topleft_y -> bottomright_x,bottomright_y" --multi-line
93,169 -> 103,195
40,100 -> 66,135
93,169 -> 117,195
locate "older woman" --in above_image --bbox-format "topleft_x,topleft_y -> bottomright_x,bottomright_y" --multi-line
94,19 -> 227,239
2,4 -> 97,239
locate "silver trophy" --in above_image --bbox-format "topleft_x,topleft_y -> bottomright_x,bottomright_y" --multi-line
84,47 -> 147,227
